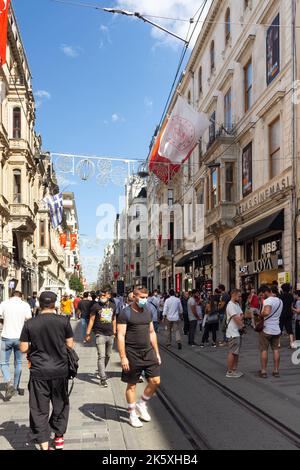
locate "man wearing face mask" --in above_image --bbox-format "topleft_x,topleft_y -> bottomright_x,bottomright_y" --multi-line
117,287 -> 161,428
85,289 -> 116,388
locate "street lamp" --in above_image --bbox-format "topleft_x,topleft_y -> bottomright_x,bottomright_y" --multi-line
103,8 -> 189,44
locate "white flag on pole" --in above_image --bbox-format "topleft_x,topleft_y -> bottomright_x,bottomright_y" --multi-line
159,96 -> 210,165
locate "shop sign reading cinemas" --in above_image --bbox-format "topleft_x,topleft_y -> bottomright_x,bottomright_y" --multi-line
237,176 -> 290,216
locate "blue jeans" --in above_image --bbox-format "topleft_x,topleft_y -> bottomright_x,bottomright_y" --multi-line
0,338 -> 23,389
81,318 -> 88,339
153,321 -> 159,333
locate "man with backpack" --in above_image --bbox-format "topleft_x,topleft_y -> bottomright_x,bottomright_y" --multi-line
19,291 -> 74,450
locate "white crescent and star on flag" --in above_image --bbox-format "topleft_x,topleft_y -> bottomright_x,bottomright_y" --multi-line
0,1 -> 8,15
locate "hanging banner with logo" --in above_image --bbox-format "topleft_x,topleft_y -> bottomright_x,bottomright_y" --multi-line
59,233 -> 67,248
0,0 -> 10,67
70,233 -> 77,251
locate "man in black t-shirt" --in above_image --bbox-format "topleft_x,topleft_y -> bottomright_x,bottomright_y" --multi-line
78,292 -> 92,343
19,291 -> 74,451
85,289 -> 116,388
117,286 -> 161,429
279,283 -> 295,348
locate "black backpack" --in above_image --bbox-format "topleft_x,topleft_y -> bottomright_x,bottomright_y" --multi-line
66,346 -> 79,396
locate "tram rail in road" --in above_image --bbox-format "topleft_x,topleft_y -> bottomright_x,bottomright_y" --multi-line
159,344 -> 300,450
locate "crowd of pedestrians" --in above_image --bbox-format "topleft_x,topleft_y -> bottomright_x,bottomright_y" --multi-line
0,281 -> 300,449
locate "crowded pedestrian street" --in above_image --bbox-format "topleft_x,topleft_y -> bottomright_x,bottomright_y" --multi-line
2,0 -> 300,457
1,317 -> 300,451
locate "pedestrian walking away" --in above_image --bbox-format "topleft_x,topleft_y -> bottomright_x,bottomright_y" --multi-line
85,289 -> 116,387
163,289 -> 183,349
279,283 -> 295,349
181,291 -> 190,336
225,289 -> 245,378
19,291 -> 74,451
292,291 -> 300,341
187,290 -> 202,346
201,297 -> 219,348
147,291 -> 160,333
117,287 -> 161,428
257,285 -> 283,378
77,292 -> 92,342
0,291 -> 32,401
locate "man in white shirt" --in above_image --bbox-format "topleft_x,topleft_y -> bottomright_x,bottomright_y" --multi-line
258,285 -> 283,378
163,289 -> 183,350
0,291 -> 32,401
225,289 -> 245,378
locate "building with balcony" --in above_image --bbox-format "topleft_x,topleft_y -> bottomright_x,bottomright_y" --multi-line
148,0 -> 297,293
0,5 -> 75,300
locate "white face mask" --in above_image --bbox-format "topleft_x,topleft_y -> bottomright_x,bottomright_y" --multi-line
100,298 -> 108,304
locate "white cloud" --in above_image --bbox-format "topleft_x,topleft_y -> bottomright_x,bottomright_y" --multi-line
61,44 -> 81,58
34,90 -> 51,109
35,90 -> 51,99
112,113 -> 125,123
144,97 -> 153,109
116,0 -> 212,48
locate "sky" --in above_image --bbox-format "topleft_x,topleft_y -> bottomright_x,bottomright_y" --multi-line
12,0 -> 210,285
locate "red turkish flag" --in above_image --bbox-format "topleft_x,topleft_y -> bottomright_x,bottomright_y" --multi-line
59,233 -> 67,248
0,0 -> 10,67
70,233 -> 77,251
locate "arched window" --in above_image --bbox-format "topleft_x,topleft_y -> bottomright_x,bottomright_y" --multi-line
198,66 -> 203,95
225,8 -> 231,45
13,107 -> 21,139
210,41 -> 215,73
13,169 -> 21,203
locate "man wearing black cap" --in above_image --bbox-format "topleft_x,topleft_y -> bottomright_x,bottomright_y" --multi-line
19,291 -> 74,451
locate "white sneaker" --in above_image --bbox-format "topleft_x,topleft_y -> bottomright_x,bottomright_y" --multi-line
136,403 -> 151,422
129,414 -> 143,428
226,371 -> 244,378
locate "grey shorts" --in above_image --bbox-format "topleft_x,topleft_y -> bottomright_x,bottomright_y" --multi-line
228,336 -> 241,355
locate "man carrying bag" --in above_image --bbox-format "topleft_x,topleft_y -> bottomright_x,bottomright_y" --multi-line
20,292 -> 74,451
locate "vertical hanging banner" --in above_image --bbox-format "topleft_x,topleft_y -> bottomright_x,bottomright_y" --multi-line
59,233 -> 67,248
70,233 -> 77,251
0,0 -> 10,67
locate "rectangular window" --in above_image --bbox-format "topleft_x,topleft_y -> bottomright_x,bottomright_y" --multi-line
13,108 -> 21,139
244,60 -> 252,112
168,222 -> 174,251
136,244 -> 141,258
13,170 -> 21,203
242,143 -> 252,197
224,88 -> 232,130
198,138 -> 203,168
168,189 -> 173,207
269,117 -> 281,178
225,163 -> 234,202
266,14 -> 280,85
209,111 -> 216,145
211,169 -> 218,209
39,220 -> 46,247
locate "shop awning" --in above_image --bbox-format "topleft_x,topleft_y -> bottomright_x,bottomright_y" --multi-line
232,210 -> 284,246
175,243 -> 213,267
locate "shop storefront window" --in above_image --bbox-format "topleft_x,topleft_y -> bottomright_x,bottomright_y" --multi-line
245,241 -> 253,262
